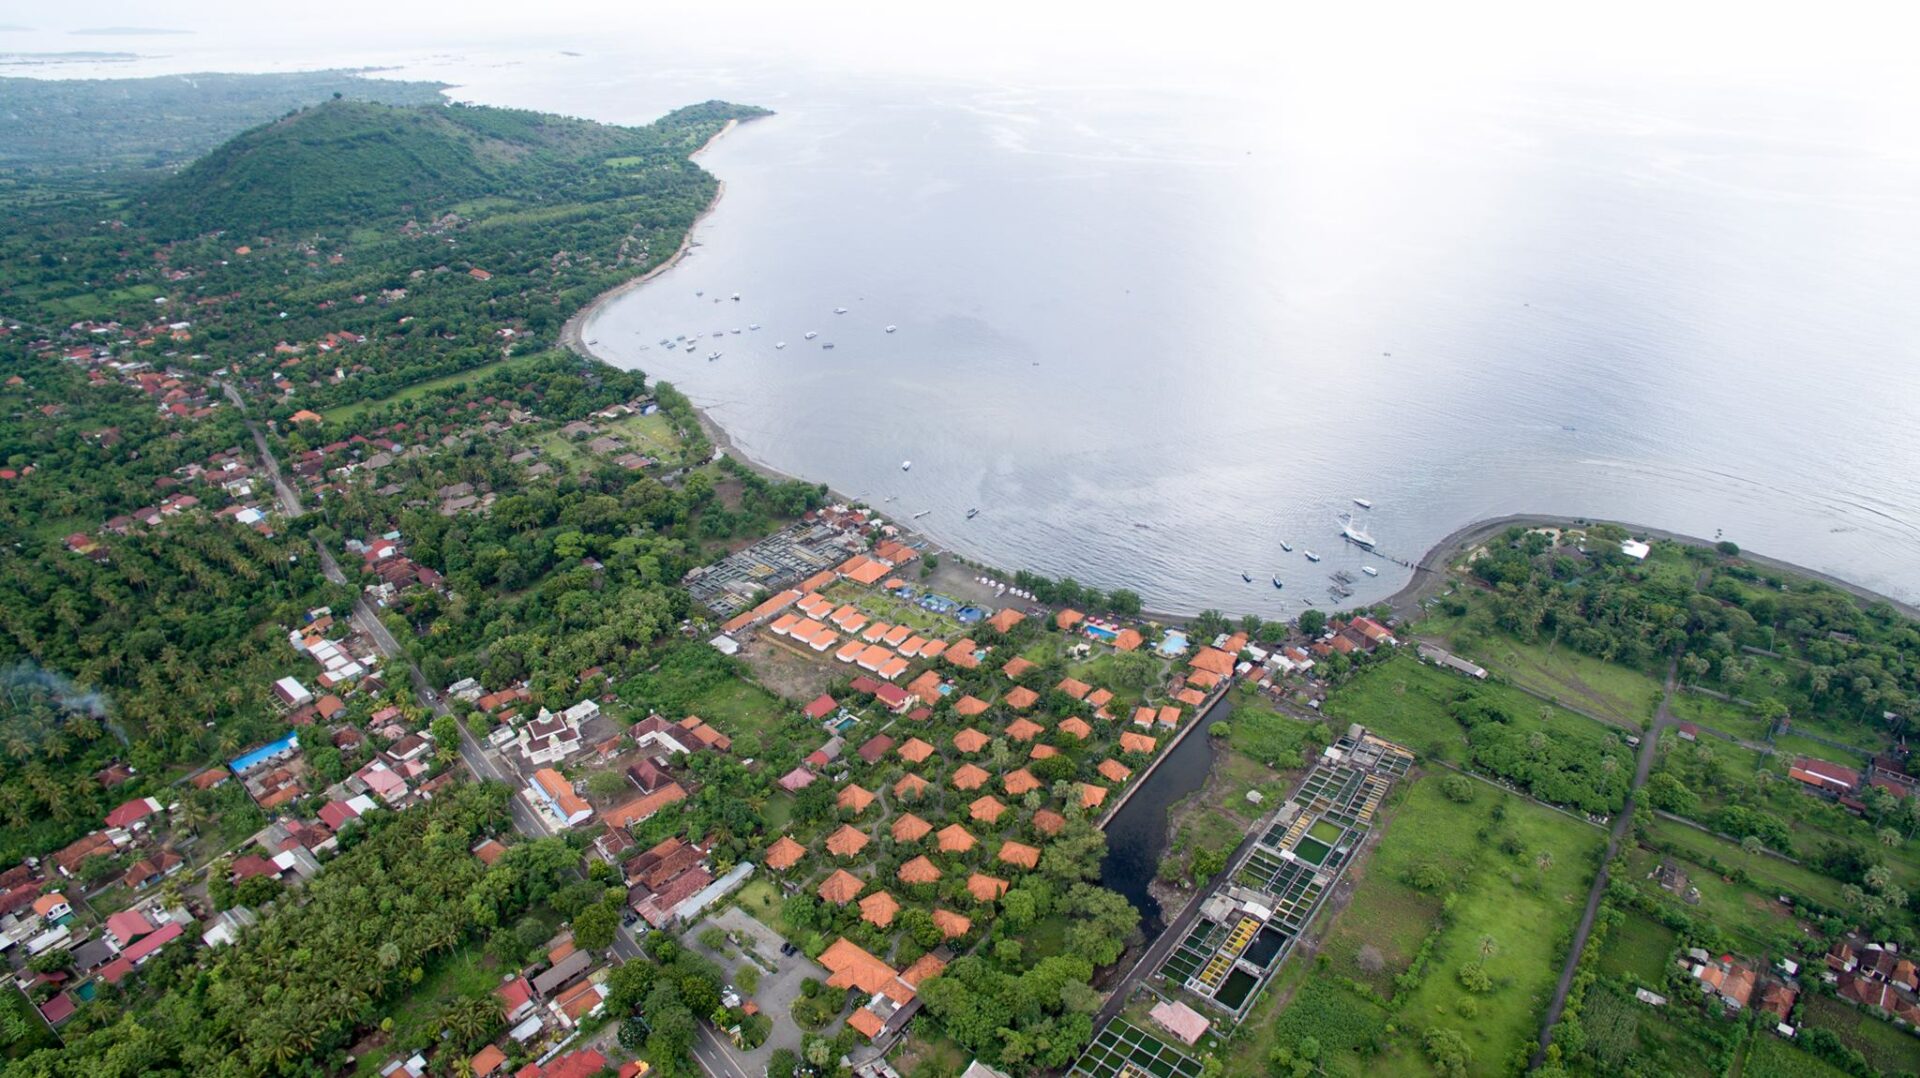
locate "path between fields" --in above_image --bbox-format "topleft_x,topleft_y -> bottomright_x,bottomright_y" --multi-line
1529,659 -> 1677,1068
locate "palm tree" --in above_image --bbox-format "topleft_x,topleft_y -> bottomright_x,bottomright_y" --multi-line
1476,934 -> 1498,968
1535,850 -> 1554,872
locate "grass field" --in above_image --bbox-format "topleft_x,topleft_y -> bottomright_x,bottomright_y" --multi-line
686,675 -> 790,745
324,354 -> 541,424
1622,844 -> 1799,952
1740,1033 -> 1854,1078
1598,913 -> 1677,983
1670,691 -> 1774,743
1798,992 -> 1920,1074
1322,654 -> 1626,768
892,1029 -> 969,1078
353,944 -> 499,1077
1300,773 -> 1605,1076
734,878 -> 786,933
1648,818 -> 1848,907
1422,629 -> 1663,730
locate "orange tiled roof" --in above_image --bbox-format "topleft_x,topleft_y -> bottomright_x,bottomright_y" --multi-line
1190,647 -> 1235,677
1132,706 -> 1157,727
986,608 -> 1025,633
952,762 -> 991,790
1006,686 -> 1039,711
838,784 -> 876,815
1120,731 -> 1158,754
826,823 -> 871,857
1080,783 -> 1108,809
894,773 -> 930,800
918,639 -> 948,659
1006,718 -> 1044,742
859,890 -> 900,927
1175,688 -> 1206,706
998,841 -> 1041,869
1033,809 -> 1067,835
1157,705 -> 1183,726
1056,609 -> 1085,630
862,621 -> 891,643
766,836 -> 806,871
970,795 -> 1008,824
899,737 -> 935,764
1029,744 -> 1060,759
1086,688 -> 1113,709
1003,768 -> 1043,796
1058,717 -> 1092,740
907,670 -> 944,700
1112,628 -> 1144,651
967,873 -> 1009,902
877,657 -> 909,681
1003,656 -> 1036,680
892,813 -> 933,843
900,952 -> 947,988
953,728 -> 991,754
954,695 -> 989,717
835,639 -> 867,663
819,936 -> 908,999
882,625 -> 913,647
1098,758 -> 1134,783
946,640 -> 980,669
931,909 -> 972,938
848,1008 -> 885,1040
899,855 -> 943,884
847,559 -> 890,586
1057,677 -> 1092,700
1186,670 -> 1222,690
818,869 -> 864,904
937,824 -> 978,853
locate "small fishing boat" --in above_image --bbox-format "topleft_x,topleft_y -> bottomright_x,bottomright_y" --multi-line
748,323 -> 760,330
900,460 -> 912,471
1303,550 -> 1321,562
1272,576 -> 1283,589
804,331 -> 818,340
775,341 -> 787,350
885,325 -> 898,333
1353,498 -> 1372,509
834,307 -> 848,314
684,344 -> 695,352
731,328 -> 742,334
1361,566 -> 1379,577
694,291 -> 703,296
587,338 -> 599,345
659,338 -> 671,346
913,509 -> 931,518
966,508 -> 979,519
822,342 -> 835,349
707,352 -> 721,361
1242,571 -> 1252,583
1280,540 -> 1293,552
1133,522 -> 1151,530
731,292 -> 741,301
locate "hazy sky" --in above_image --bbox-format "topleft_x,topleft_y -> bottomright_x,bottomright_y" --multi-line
10,0 -> 1919,101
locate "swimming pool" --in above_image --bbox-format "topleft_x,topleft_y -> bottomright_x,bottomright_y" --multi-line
1158,631 -> 1190,656
1085,624 -> 1118,642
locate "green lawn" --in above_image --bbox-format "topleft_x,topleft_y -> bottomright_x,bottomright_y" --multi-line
1622,844 -> 1799,952
1670,691 -> 1774,743
1302,773 -> 1605,1076
734,878 -> 787,935
1598,914 -> 1676,984
325,354 -> 542,424
600,411 -> 685,461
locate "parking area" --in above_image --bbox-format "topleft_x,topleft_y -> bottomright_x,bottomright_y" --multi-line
681,906 -> 823,1066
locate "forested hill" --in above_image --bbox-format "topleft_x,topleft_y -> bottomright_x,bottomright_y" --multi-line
0,70 -> 450,196
142,98 -> 768,237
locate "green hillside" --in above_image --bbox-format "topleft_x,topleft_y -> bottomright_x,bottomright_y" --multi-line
141,98 -> 767,237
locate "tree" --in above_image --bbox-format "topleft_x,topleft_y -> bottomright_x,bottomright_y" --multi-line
1439,774 -> 1475,803
573,902 -> 618,951
768,1047 -> 800,1078
1424,1027 -> 1473,1077
1457,964 -> 1492,993
1298,609 -> 1326,638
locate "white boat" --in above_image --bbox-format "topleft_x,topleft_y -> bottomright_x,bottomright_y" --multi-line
900,460 -> 912,471
775,342 -> 787,350
885,325 -> 897,333
1353,498 -> 1372,509
1339,512 -> 1376,549
731,328 -> 741,334
1303,550 -> 1321,562
913,509 -> 931,519
966,508 -> 979,519
834,307 -> 848,314
804,331 -> 818,340
707,352 -> 721,361
1361,566 -> 1378,577
1272,576 -> 1283,589
731,292 -> 741,301
748,323 -> 760,330
1280,541 -> 1293,552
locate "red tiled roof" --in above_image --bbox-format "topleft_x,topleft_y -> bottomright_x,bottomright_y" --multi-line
970,796 -> 1008,824
1003,768 -> 1042,796
827,824 -> 871,857
766,836 -> 806,871
932,909 -> 972,938
998,841 -> 1040,869
1080,783 -> 1109,809
966,873 -> 1009,902
952,763 -> 991,790
1006,686 -> 1039,711
953,728 -> 991,754
819,869 -> 865,904
899,855 -> 944,884
892,813 -> 933,843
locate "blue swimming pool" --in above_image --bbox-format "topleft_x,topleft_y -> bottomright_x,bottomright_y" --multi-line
956,606 -> 985,623
230,733 -> 298,774
1085,624 -> 1118,642
1158,631 -> 1190,656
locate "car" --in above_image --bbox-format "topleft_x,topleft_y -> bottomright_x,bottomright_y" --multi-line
779,942 -> 798,957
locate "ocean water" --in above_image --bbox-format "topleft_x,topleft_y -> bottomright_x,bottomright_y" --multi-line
13,18 -> 1919,613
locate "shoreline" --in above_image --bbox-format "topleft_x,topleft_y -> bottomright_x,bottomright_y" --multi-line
555,123 -> 1918,629
557,116 -> 746,361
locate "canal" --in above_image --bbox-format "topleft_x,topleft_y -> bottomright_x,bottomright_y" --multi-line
1098,693 -> 1233,939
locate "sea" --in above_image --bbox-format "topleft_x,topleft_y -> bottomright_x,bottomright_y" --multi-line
10,9 -> 1919,613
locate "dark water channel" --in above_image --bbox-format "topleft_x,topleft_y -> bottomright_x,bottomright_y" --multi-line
1097,695 -> 1232,939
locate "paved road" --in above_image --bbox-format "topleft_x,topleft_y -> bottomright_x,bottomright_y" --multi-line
1530,659 -> 1677,1067
682,908 -> 821,1073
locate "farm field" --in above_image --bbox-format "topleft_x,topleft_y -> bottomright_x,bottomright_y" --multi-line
1647,818 -> 1849,907
1669,691 -> 1773,743
1797,993 -> 1920,1075
324,353 -> 541,424
1597,913 -> 1676,984
1621,845 -> 1801,953
1739,1034 -> 1854,1078
1418,627 -> 1664,731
